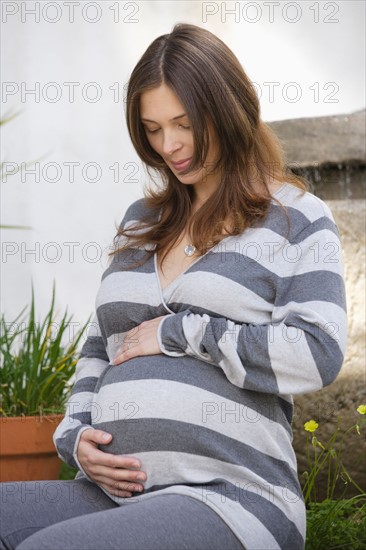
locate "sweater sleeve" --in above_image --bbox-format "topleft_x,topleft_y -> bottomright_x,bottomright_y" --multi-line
53,312 -> 110,472
157,214 -> 347,396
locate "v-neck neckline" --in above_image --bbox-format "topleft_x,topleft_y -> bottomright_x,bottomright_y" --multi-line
153,232 -> 243,314
154,244 -> 215,298
153,183 -> 289,303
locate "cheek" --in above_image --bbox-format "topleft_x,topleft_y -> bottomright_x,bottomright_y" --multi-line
143,128 -> 158,146
145,134 -> 156,147
147,138 -> 162,157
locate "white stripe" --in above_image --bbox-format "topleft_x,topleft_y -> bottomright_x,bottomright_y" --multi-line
75,357 -> 110,380
169,271 -> 272,323
124,450 -> 304,528
269,324 -> 323,394
198,226 -> 342,278
279,187 -> 334,223
92,379 -> 294,466
98,451 -> 304,547
96,271 -> 160,309
273,300 -> 347,351
218,321 -> 246,387
66,391 -> 96,414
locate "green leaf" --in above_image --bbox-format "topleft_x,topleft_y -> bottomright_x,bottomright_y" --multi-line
0,283 -> 90,417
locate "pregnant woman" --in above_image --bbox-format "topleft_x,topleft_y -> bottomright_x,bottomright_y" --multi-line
0,23 -> 347,550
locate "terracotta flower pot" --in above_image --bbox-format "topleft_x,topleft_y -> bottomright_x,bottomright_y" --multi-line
0,414 -> 64,482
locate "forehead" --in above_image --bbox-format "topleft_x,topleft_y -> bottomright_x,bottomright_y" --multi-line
140,83 -> 186,121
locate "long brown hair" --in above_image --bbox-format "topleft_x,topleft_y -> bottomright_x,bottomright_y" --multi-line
109,23 -> 307,272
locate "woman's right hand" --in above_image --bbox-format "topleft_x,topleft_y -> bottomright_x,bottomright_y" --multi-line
76,428 -> 147,498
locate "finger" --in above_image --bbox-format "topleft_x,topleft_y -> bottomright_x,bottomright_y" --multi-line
81,447 -> 142,470
95,475 -> 144,494
81,429 -> 112,445
89,464 -> 146,484
111,346 -> 141,365
98,482 -> 133,499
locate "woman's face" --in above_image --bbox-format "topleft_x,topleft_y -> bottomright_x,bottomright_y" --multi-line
140,82 -> 222,203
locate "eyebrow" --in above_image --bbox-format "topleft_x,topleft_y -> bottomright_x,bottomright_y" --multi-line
140,113 -> 187,123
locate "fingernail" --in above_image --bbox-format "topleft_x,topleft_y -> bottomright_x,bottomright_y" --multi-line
102,433 -> 111,441
136,473 -> 145,480
132,461 -> 141,468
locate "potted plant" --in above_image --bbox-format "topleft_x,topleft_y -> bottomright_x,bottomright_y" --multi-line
0,283 -> 90,481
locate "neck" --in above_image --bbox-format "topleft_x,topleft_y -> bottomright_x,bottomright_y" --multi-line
191,193 -> 209,214
191,174 -> 222,211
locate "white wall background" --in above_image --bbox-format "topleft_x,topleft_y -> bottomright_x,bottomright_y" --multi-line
1,1 -> 365,337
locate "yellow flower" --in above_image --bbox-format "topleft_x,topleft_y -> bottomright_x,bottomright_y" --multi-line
304,420 -> 319,432
357,404 -> 366,415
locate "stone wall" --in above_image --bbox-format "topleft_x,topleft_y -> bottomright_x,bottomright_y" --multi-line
269,109 -> 366,200
268,110 -> 366,497
292,200 -> 365,497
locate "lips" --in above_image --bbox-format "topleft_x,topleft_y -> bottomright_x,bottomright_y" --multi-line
171,158 -> 192,170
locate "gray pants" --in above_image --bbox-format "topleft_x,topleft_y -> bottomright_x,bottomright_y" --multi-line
0,478 -> 245,550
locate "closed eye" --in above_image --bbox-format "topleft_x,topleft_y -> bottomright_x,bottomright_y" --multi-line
145,124 -> 191,134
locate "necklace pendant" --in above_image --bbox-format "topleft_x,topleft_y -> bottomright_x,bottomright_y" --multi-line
184,244 -> 196,257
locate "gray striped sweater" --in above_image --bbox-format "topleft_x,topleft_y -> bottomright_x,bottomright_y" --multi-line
54,183 -> 347,550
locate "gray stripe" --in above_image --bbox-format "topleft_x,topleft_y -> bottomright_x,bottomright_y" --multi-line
207,479 -> 304,549
54,424 -> 86,469
166,301 -> 261,323
186,252 -> 276,303
236,324 -> 279,393
159,309 -> 189,355
94,418 -> 298,490
172,254 -> 345,311
71,376 -> 98,395
283,315 -> 346,386
292,214 -> 340,242
97,354 -> 292,430
105,247 -> 276,306
124,197 -> 159,226
80,336 -> 109,361
200,317 -> 224,365
160,311 -> 280,394
97,301 -> 169,340
102,249 -> 153,280
275,270 -> 346,310
142,479 -> 304,549
71,411 -> 91,425
168,313 -> 279,394
262,204 -> 339,242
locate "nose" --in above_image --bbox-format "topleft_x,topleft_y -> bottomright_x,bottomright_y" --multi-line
161,129 -> 183,157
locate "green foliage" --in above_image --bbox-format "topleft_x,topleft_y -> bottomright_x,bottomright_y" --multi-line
301,409 -> 366,549
302,413 -> 365,504
306,496 -> 366,549
0,283 -> 91,417
59,462 -> 78,480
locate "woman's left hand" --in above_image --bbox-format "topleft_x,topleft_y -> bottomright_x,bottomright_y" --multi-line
111,315 -> 168,365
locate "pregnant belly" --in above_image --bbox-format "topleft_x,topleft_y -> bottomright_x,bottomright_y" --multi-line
90,354 -> 232,489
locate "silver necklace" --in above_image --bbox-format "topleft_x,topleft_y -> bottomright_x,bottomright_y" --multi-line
184,244 -> 196,257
